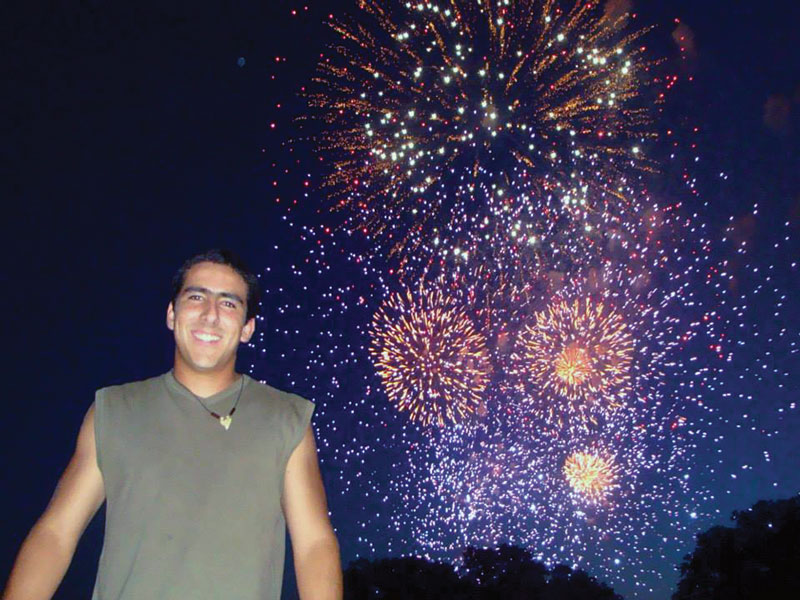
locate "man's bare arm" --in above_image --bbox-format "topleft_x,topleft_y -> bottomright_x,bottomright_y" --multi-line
283,425 -> 343,600
2,406 -> 106,600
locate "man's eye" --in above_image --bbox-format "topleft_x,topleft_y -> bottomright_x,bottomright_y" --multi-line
223,301 -> 237,309
187,294 -> 203,301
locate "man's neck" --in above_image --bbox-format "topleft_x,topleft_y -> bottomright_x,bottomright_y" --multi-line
173,362 -> 239,398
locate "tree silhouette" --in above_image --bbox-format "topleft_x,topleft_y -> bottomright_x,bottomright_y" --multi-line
673,495 -> 800,599
343,545 -> 622,599
543,564 -> 622,600
462,545 -> 548,599
343,556 -> 472,599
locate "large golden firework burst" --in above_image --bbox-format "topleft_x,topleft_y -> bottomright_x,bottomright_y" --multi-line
509,297 -> 634,425
305,0 -> 659,270
369,285 -> 492,427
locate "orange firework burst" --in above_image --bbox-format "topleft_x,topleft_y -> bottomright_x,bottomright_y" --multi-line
369,285 -> 492,427
509,297 -> 634,425
563,451 -> 619,501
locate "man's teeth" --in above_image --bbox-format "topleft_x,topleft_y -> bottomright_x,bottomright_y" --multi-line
196,333 -> 221,342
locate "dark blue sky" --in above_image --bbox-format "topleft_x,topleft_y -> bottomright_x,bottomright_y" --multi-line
1,1 -> 798,598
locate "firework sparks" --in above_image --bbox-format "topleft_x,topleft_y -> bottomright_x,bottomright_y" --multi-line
369,284 -> 492,427
256,2 -> 800,597
564,451 -> 620,502
508,297 -> 635,427
306,0 -> 659,274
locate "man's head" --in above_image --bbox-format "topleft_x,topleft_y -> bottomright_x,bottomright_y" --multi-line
171,249 -> 261,321
167,249 -> 260,376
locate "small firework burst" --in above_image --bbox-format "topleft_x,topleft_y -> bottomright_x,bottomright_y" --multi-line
563,451 -> 620,502
369,284 -> 492,427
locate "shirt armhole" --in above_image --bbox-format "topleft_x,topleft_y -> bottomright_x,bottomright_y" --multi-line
93,389 -> 105,475
289,397 -> 315,454
280,396 -> 316,506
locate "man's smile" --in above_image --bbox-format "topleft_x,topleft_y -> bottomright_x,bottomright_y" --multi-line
192,330 -> 223,343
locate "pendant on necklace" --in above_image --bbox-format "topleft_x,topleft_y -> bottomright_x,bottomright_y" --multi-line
219,415 -> 233,430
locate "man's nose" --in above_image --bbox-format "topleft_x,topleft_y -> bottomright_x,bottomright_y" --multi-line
201,300 -> 220,322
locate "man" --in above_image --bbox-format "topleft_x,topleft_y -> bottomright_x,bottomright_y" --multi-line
3,249 -> 342,600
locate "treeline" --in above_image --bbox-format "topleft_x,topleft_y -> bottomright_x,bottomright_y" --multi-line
344,544 -> 621,599
342,495 -> 800,600
673,495 -> 800,599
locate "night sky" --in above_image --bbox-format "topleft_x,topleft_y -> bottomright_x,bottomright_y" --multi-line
2,2 -> 799,599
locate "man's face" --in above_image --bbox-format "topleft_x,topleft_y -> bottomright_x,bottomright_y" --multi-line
166,261 -> 255,375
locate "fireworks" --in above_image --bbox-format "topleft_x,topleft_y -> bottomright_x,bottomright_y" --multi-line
369,284 -> 492,427
508,296 -> 635,427
306,0 -> 659,274
564,451 -> 619,502
253,1 -> 800,597
408,426 -> 541,553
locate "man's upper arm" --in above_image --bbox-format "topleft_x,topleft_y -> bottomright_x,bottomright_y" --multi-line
282,425 -> 335,553
38,405 -> 106,540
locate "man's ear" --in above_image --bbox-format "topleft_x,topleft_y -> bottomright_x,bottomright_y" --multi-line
240,316 -> 256,343
166,302 -> 176,331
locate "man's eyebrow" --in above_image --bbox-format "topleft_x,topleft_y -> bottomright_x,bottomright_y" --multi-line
182,286 -> 245,305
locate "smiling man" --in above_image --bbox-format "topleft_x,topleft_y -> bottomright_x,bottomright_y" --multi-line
3,249 -> 343,600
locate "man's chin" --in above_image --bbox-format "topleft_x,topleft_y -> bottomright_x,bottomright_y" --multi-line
191,359 -> 231,372
180,352 -> 233,373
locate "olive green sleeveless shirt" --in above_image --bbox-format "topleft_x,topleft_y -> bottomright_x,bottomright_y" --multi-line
92,372 -> 314,600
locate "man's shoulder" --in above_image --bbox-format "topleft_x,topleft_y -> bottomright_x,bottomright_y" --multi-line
246,378 -> 314,445
247,375 -> 314,407
248,376 -> 314,422
96,373 -> 168,402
